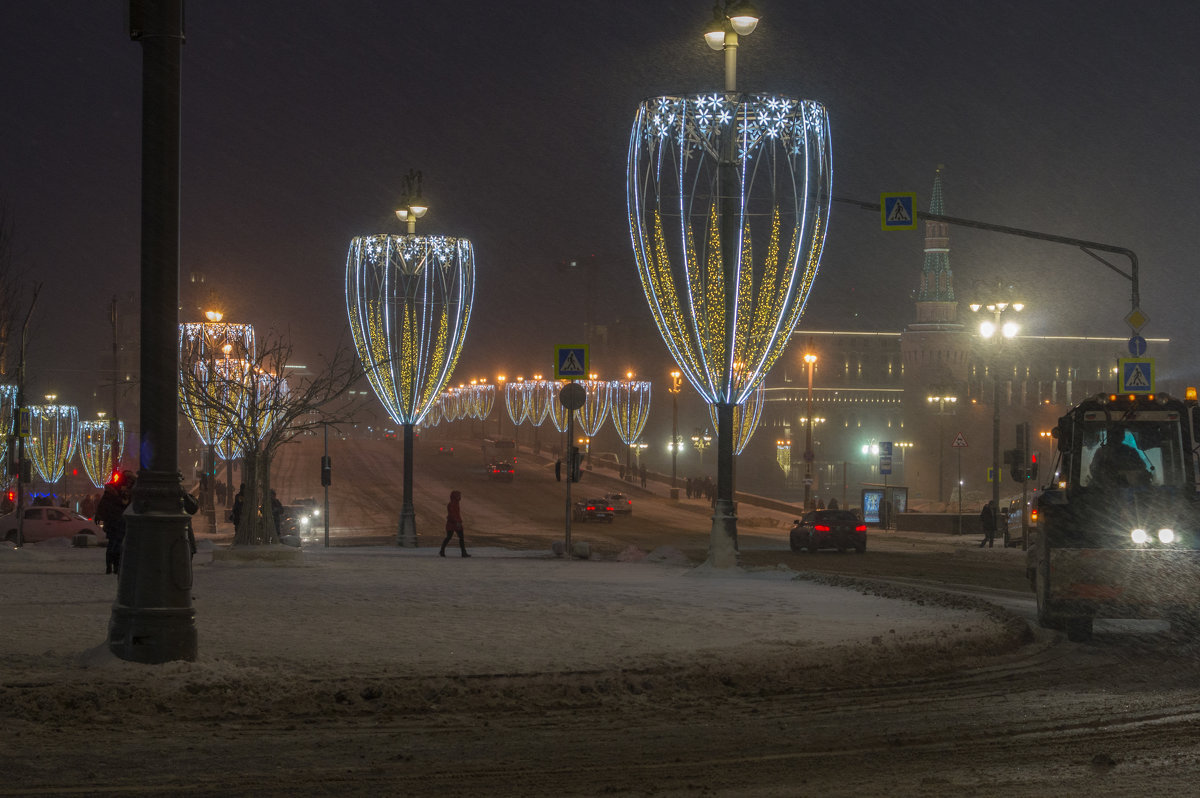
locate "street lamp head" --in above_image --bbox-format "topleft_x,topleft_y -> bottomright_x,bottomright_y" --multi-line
727,0 -> 760,35
704,4 -> 728,50
1011,302 -> 1025,312
803,353 -> 817,365
1001,321 -> 1020,339
979,320 -> 996,338
968,303 -> 982,312
204,310 -> 223,323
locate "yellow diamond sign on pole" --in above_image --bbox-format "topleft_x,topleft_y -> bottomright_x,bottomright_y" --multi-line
1124,306 -> 1149,331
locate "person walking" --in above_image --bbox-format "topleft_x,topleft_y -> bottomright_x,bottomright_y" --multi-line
231,483 -> 245,529
979,500 -> 996,548
440,489 -> 470,557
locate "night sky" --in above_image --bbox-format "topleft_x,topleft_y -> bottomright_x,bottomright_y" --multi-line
3,2 -> 1199,416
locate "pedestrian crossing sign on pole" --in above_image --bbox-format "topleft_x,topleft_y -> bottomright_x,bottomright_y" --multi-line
554,345 -> 588,380
880,193 -> 917,231
1118,358 -> 1154,393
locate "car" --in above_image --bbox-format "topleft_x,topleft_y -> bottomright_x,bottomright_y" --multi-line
605,492 -> 633,515
0,506 -> 106,545
789,510 -> 866,554
281,501 -> 322,539
488,460 -> 515,481
572,498 -> 615,523
437,445 -> 454,456
1003,495 -> 1038,547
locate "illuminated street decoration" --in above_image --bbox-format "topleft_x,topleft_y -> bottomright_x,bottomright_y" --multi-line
214,433 -> 241,462
627,93 -> 831,405
706,383 -> 765,455
345,234 -> 474,427
79,418 -> 125,488
504,378 -> 529,429
776,438 -> 792,474
178,318 -> 255,448
474,382 -> 496,423
522,378 -> 551,428
0,384 -> 16,472
546,380 -> 570,432
27,403 -> 79,484
611,378 -> 652,448
575,378 -> 612,438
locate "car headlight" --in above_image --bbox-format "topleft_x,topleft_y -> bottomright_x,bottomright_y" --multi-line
1158,528 -> 1175,544
1131,528 -> 1149,544
300,516 -> 309,526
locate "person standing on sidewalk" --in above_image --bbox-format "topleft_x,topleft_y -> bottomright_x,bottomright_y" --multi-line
440,489 -> 470,558
979,500 -> 996,548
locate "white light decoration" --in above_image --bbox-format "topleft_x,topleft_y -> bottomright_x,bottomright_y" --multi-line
627,93 -> 831,407
27,404 -> 79,484
505,378 -> 530,429
525,378 -> 554,428
345,234 -> 474,427
575,378 -> 613,438
546,380 -> 570,433
79,418 -> 125,488
178,320 -> 256,448
611,378 -> 653,448
475,382 -> 496,422
706,382 -> 765,455
0,384 -> 17,471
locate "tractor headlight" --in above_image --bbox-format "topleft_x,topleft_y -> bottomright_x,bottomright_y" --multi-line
1131,528 -> 1149,545
1158,528 -> 1175,544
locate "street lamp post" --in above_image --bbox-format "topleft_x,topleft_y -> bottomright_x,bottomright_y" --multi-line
803,352 -> 817,509
926,393 -> 958,504
970,297 -> 1023,543
668,370 -> 682,499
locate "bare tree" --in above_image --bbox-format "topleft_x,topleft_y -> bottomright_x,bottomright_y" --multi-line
181,331 -> 363,545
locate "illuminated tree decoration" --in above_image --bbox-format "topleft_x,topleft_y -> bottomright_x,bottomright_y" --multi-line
626,93 -> 831,405
611,379 -> 652,447
214,433 -> 241,462
79,419 -> 125,488
178,321 -> 256,447
0,384 -> 17,471
345,234 -> 474,427
505,378 -> 529,428
27,404 -> 79,484
706,383 -> 765,455
575,378 -> 613,438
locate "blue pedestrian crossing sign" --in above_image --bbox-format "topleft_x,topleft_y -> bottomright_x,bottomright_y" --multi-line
554,345 -> 589,380
881,193 -> 917,231
1118,358 -> 1154,393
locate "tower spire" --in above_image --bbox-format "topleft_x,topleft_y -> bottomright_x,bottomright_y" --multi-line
913,165 -> 957,323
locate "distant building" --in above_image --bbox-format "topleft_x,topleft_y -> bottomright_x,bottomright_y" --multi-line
767,167 -> 1168,510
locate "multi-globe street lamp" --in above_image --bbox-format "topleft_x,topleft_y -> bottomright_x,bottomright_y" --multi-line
970,296 -> 1023,541
668,370 -> 683,499
627,3 -> 831,566
802,352 -> 818,509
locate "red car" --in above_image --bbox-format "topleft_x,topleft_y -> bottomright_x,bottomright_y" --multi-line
789,510 -> 867,554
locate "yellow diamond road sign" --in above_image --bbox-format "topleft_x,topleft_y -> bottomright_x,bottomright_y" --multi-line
1124,307 -> 1149,331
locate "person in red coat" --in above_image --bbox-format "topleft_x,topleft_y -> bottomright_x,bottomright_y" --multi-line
440,489 -> 469,557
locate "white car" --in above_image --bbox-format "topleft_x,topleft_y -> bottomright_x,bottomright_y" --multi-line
0,507 -> 106,545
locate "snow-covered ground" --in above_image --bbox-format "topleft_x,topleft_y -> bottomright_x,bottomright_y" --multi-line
1,539 -> 1020,713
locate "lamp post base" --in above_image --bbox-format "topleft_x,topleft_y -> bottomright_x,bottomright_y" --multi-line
108,488 -> 197,663
706,498 -> 738,568
670,488 -> 679,500
397,508 -> 417,548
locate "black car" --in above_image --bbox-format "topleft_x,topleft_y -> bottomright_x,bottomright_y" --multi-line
488,460 -> 515,481
789,510 -> 867,554
572,498 -> 615,523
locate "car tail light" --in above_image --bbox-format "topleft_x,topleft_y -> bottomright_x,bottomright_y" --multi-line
814,524 -> 831,532
855,524 -> 867,533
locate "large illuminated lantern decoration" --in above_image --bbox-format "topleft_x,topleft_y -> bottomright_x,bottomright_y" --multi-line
627,70 -> 831,564
28,403 -> 79,484
346,171 -> 474,546
0,384 -> 17,472
546,380 -> 570,434
179,313 -> 255,532
79,417 -> 125,488
504,377 -> 529,444
612,376 -> 652,476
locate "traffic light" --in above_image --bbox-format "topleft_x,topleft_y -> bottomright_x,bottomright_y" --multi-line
320,455 -> 332,486
1029,453 -> 1039,481
570,446 -> 582,482
1005,448 -> 1026,482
